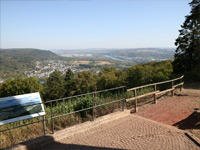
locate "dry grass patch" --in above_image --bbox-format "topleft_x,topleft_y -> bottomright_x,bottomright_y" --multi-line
96,61 -> 111,65
72,61 -> 90,65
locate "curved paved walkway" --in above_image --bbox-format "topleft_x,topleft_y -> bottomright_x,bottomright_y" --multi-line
37,114 -> 199,150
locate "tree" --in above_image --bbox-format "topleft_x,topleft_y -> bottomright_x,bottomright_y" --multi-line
125,61 -> 173,88
44,70 -> 65,101
152,61 -> 173,82
97,68 -> 124,90
65,69 -> 75,96
173,0 -> 200,80
74,71 -> 96,94
97,72 -> 119,90
0,77 -> 41,98
125,65 -> 152,88
65,69 -> 74,82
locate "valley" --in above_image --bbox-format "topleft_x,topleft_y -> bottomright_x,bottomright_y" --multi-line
0,48 -> 175,81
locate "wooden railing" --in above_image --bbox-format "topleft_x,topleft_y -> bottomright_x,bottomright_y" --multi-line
126,76 -> 184,112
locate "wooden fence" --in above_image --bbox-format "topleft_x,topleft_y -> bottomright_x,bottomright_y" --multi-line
126,76 -> 184,112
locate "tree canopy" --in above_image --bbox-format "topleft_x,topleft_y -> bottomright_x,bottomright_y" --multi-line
0,61 -> 173,100
44,70 -> 65,100
173,0 -> 200,81
0,77 -> 41,97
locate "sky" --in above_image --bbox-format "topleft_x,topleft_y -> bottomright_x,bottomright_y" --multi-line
0,0 -> 191,50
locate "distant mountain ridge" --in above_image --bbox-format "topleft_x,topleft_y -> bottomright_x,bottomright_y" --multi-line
0,48 -> 61,60
51,47 -> 175,54
51,48 -> 175,63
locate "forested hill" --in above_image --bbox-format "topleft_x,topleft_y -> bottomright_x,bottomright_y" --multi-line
0,49 -> 61,60
0,49 -> 63,79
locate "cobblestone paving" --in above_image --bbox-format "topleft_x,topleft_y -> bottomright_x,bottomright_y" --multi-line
37,114 -> 199,150
136,89 -> 200,127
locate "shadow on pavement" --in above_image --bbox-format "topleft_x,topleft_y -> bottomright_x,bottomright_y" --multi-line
9,136 -> 124,150
173,112 -> 200,130
175,93 -> 188,96
35,141 -> 125,150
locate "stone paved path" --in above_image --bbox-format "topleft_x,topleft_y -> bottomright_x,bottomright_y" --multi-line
37,114 -> 199,150
136,88 -> 200,139
136,88 -> 200,127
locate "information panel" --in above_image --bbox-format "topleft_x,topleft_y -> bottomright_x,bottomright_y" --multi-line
0,92 -> 45,125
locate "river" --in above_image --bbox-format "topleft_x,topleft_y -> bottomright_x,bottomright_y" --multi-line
103,55 -> 128,61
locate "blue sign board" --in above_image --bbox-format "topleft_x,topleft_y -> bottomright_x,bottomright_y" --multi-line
0,92 -> 45,125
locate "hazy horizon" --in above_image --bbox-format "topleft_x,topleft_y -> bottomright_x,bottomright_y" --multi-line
0,47 -> 176,51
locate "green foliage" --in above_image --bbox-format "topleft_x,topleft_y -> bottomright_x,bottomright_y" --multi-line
0,60 -> 173,101
45,101 -> 74,115
43,70 -> 65,101
97,67 -> 124,90
0,59 -> 173,101
173,0 -> 200,81
125,61 -> 173,88
0,77 -> 41,97
65,69 -> 75,96
73,71 -> 96,95
65,68 -> 74,81
74,96 -> 93,118
152,61 -> 173,82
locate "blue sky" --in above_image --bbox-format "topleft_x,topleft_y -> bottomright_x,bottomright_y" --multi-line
0,0 -> 191,50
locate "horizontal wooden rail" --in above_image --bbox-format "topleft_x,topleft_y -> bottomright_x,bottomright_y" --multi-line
126,75 -> 184,112
173,82 -> 184,88
126,90 -> 159,102
127,75 -> 184,92
156,88 -> 174,96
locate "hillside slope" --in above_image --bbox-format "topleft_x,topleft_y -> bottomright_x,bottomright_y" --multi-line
0,49 -> 63,79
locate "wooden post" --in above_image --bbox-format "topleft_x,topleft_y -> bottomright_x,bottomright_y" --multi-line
171,81 -> 174,96
154,84 -> 157,104
180,78 -> 183,91
122,87 -> 125,111
134,89 -> 137,112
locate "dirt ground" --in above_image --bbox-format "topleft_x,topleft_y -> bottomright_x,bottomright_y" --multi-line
136,83 -> 200,138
